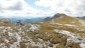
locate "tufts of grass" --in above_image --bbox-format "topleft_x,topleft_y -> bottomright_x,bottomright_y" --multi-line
67,42 -> 80,48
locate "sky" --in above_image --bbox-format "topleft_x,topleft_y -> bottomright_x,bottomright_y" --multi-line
0,0 -> 85,18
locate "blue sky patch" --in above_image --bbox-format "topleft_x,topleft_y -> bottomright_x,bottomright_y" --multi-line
25,0 -> 50,11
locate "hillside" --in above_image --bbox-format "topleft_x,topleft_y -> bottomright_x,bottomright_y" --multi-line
0,14 -> 85,48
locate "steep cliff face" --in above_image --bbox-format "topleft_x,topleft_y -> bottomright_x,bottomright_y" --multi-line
0,14 -> 85,48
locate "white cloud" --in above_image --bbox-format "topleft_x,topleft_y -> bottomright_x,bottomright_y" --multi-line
35,0 -> 85,17
0,0 -> 18,8
0,0 -> 85,18
0,0 -> 47,18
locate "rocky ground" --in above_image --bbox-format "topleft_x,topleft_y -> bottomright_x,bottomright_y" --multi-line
0,14 -> 85,48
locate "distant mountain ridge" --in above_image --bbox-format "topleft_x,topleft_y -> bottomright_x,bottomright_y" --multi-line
0,13 -> 67,23
77,16 -> 85,20
0,13 -> 84,23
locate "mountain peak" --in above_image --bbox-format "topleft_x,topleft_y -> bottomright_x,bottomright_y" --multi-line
44,13 -> 68,21
53,13 -> 67,18
52,13 -> 68,19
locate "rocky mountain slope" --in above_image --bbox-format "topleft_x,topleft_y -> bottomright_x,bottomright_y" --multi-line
0,14 -> 85,48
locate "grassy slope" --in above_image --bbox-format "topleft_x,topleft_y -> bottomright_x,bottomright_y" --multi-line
34,15 -> 85,38
0,15 -> 85,48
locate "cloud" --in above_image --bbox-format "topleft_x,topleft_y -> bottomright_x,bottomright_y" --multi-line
35,0 -> 85,17
0,2 -> 22,10
0,0 -> 85,18
7,2 -> 22,10
0,0 -> 18,9
0,0 -> 47,18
